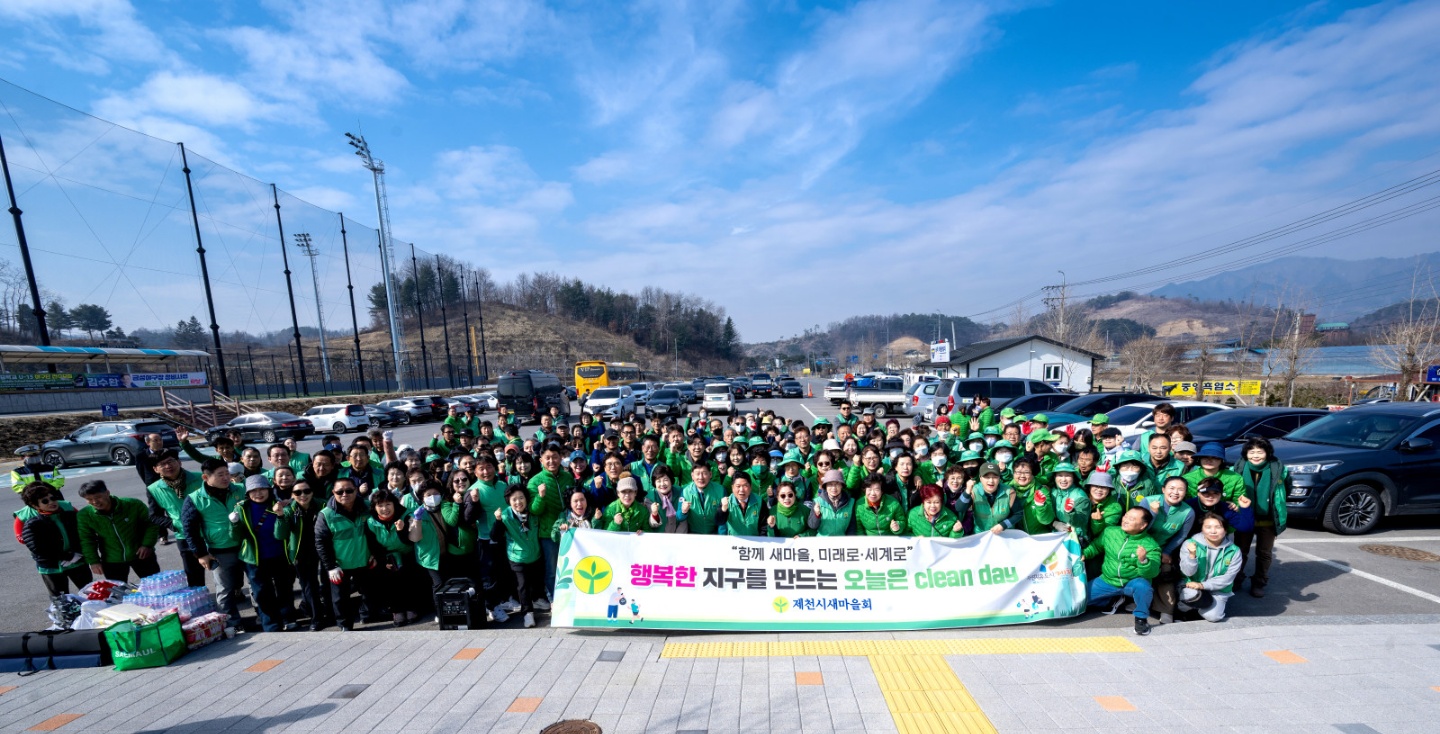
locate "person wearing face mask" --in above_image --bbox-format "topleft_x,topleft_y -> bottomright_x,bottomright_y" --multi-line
986,440 -> 1018,483
408,481 -> 479,616
277,479 -> 330,630
1008,459 -> 1055,536
1049,463 -> 1093,545
1050,433 -> 1074,465
960,463 -> 1022,535
1178,513 -> 1243,622
1109,451 -> 1158,512
1143,477 -> 1197,625
491,485 -> 544,628
922,443 -> 948,486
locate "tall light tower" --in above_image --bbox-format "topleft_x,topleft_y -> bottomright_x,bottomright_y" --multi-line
346,131 -> 407,391
293,233 -> 331,384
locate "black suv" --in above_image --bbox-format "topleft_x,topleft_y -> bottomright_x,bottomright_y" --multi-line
1258,403 -> 1440,534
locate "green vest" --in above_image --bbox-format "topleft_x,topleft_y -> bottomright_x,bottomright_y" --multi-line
189,484 -> 244,550
1187,541 -> 1242,594
147,471 -> 203,540
723,495 -> 764,537
681,482 -> 724,535
906,505 -> 961,538
1143,497 -> 1195,550
321,505 -> 370,570
813,496 -> 854,536
1051,487 -> 1093,544
499,507 -> 542,564
970,487 -> 1017,532
367,515 -> 411,566
770,507 -> 811,538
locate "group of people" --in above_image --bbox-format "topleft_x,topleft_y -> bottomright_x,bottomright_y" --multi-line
11,394 -> 1289,637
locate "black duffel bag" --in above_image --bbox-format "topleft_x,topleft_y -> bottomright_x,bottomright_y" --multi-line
0,630 -> 110,675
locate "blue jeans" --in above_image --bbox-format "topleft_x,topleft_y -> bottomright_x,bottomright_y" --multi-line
1088,577 -> 1153,620
244,557 -> 292,632
541,538 -> 558,600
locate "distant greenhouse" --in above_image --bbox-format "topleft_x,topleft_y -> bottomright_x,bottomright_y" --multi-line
1261,345 -> 1395,377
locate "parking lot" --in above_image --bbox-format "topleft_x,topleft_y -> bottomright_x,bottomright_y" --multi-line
3,377 -> 1439,633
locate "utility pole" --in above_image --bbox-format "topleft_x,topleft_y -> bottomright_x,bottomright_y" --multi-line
0,132 -> 50,354
346,131 -> 406,391
475,270 -> 490,382
293,233 -> 332,385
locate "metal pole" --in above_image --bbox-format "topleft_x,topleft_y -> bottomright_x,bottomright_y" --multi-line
246,345 -> 259,402
339,214 -> 366,394
293,232 -> 331,386
409,243 -> 432,389
459,270 -> 475,388
347,132 -> 406,391
272,184 -> 309,395
436,255 -> 455,388
476,270 -> 490,382
270,354 -> 285,399
0,132 -> 50,354
175,143 -> 230,393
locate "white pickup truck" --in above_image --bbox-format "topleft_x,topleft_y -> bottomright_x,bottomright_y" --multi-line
844,376 -> 909,417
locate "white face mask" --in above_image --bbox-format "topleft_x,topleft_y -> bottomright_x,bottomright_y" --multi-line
995,451 -> 1014,464
969,442 -> 984,453
932,454 -> 947,467
938,431 -> 950,441
985,437 -> 998,447
410,481 -> 424,491
1119,470 -> 1140,484
423,495 -> 442,509
915,446 -> 929,457
1054,443 -> 1069,455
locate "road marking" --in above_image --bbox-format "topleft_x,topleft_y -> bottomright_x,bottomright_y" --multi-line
801,404 -> 819,421
1264,650 -> 1308,664
28,714 -> 83,731
795,672 -> 823,685
1276,544 -> 1440,604
1276,536 -> 1440,545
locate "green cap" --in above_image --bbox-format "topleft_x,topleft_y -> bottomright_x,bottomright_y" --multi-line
1032,413 -> 1049,424
1052,462 -> 1078,476
1090,413 -> 1110,425
1115,449 -> 1146,468
1028,431 -> 1056,444
959,450 -> 982,463
1000,407 -> 1016,418
813,417 -> 831,426
779,449 -> 805,468
966,432 -> 985,442
747,436 -> 766,447
1014,414 -> 1027,422
982,425 -> 1002,436
978,462 -> 1003,478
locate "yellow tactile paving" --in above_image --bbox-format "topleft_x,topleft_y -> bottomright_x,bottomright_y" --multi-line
660,636 -> 1141,734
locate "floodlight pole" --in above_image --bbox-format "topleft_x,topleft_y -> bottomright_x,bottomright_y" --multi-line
0,132 -> 50,356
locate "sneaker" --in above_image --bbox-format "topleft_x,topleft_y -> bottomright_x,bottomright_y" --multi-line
523,612 -> 536,629
532,598 -> 551,612
1158,613 -> 1173,625
1250,584 -> 1266,598
491,607 -> 510,624
1100,598 -> 1124,616
498,599 -> 522,614
485,609 -> 495,624
405,611 -> 418,623
283,622 -> 301,632
1134,617 -> 1151,636
1176,601 -> 1193,613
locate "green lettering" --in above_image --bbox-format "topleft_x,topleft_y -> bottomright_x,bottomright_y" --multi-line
957,569 -> 973,587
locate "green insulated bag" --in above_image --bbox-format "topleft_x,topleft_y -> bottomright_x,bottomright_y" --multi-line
106,612 -> 187,671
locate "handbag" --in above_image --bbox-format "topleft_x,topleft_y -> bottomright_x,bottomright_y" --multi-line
105,612 -> 186,671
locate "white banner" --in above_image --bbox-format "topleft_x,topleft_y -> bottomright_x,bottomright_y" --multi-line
930,340 -> 950,364
552,529 -> 1088,631
126,372 -> 208,388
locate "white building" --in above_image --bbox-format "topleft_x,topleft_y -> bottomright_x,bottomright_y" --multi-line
916,335 -> 1102,393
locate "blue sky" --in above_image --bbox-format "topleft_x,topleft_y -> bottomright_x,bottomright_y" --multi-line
1,0 -> 1439,342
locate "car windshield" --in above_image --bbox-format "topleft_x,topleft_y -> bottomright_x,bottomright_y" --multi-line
705,384 -> 730,394
1105,405 -> 1153,425
1187,410 -> 1262,437
652,389 -> 679,400
1284,411 -> 1423,449
1052,395 -> 1113,417
591,388 -> 620,400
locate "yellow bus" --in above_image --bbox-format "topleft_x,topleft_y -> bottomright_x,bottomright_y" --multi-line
574,361 -> 643,399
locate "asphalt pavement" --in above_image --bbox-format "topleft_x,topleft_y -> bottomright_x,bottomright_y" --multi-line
3,380 -> 1439,634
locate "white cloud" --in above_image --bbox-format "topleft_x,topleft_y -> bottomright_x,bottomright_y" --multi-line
286,185 -> 357,212
94,71 -> 285,129
0,0 -> 172,72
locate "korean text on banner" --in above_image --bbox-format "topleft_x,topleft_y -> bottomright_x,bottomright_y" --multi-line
551,529 -> 1088,632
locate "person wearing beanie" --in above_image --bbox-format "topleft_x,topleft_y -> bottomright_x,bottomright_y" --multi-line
229,474 -> 293,631
808,469 -> 855,536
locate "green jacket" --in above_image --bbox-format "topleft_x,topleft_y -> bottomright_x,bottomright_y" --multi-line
319,503 -> 371,571
468,479 -> 508,538
1146,455 -> 1187,485
1087,497 -> 1123,544
525,470 -> 572,537
1050,487 -> 1093,544
681,481 -> 725,535
229,499 -> 287,566
1183,466 -> 1245,502
77,497 -> 156,565
493,507 -> 542,564
906,505 -> 962,538
603,499 -> 650,532
627,459 -> 665,494
1083,525 -> 1162,588
1237,460 -> 1289,534
855,495 -> 906,536
810,494 -> 855,536
1012,482 -> 1056,535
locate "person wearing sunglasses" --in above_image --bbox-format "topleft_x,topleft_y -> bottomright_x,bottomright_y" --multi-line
19,481 -> 92,598
315,477 -> 375,631
766,481 -> 812,538
278,479 -> 331,630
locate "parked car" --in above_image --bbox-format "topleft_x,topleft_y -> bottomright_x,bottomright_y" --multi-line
565,386 -> 578,401
301,403 -> 370,434
204,412 -> 313,444
931,377 -> 1060,415
846,377 -> 908,417
404,395 -> 449,421
823,379 -> 849,405
376,398 -> 432,422
703,382 -> 736,414
778,379 -> 803,398
630,382 -> 653,405
1063,400 -> 1228,443
1187,407 -> 1330,448
1242,403 -> 1440,534
40,420 -> 177,468
908,381 -> 941,417
995,393 -> 1080,417
646,388 -> 688,418
449,395 -> 483,413
473,392 -> 499,410
364,404 -> 406,427
665,382 -> 698,404
497,370 -> 570,422
584,386 -> 635,419
728,379 -> 748,399
1047,392 -> 1163,421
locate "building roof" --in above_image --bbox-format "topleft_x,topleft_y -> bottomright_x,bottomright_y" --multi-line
0,345 -> 211,366
919,335 -> 1104,368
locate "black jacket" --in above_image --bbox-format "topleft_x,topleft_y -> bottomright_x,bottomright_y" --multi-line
21,509 -> 82,571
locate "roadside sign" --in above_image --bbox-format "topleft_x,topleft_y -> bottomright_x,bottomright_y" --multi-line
100,402 -> 120,417
1425,365 -> 1440,383
1163,380 -> 1262,397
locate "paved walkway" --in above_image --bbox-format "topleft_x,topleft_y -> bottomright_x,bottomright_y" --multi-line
1,615 -> 1438,733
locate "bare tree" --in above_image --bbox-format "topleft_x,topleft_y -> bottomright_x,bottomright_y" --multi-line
1371,267 -> 1440,400
1037,282 -> 1107,388
1119,336 -> 1176,393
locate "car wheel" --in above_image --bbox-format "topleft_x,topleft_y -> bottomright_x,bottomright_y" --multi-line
872,404 -> 887,418
262,430 -> 278,443
110,446 -> 134,466
1322,484 -> 1383,535
399,414 -> 412,425
42,450 -> 66,469
333,422 -> 347,432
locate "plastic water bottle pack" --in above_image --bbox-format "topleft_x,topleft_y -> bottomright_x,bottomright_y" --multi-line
137,570 -> 187,596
